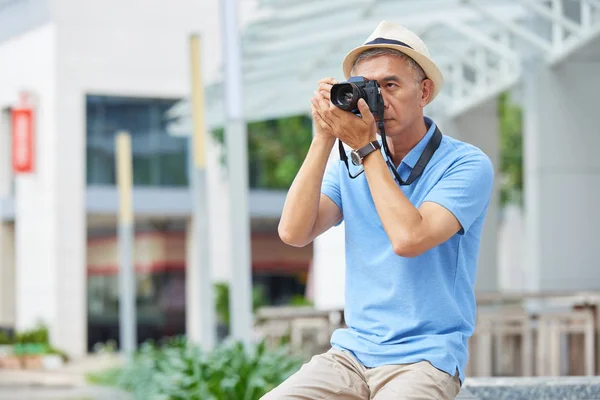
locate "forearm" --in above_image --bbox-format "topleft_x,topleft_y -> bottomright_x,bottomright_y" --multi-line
363,152 -> 425,256
278,135 -> 336,245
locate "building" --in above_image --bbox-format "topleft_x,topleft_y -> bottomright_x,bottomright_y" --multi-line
0,0 -> 311,358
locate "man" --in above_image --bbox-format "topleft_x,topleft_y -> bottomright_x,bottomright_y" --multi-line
265,20 -> 494,400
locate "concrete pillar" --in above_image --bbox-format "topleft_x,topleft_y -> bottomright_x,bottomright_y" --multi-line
185,134 -> 233,339
312,147 -> 346,311
206,135 -> 233,284
185,218 -> 200,341
0,108 -> 15,327
439,98 -> 501,293
312,223 -> 346,310
0,225 -> 15,327
14,113 -> 59,346
523,51 -> 600,291
51,89 -> 87,358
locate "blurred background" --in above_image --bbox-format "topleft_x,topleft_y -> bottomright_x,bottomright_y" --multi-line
0,0 -> 599,398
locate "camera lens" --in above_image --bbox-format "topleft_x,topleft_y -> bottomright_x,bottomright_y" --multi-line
331,83 -> 360,111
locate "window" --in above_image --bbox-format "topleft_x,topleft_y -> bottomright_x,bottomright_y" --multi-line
86,95 -> 188,187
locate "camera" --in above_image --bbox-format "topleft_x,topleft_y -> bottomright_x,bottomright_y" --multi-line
330,76 -> 384,118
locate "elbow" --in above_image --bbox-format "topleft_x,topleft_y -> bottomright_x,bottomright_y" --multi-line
278,225 -> 310,248
391,235 -> 424,258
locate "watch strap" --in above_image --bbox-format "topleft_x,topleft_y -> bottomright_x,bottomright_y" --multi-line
356,140 -> 381,160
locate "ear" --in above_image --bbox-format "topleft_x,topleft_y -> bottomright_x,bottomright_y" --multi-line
420,79 -> 434,107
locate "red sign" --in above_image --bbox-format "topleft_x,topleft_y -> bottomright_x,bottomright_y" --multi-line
11,107 -> 35,173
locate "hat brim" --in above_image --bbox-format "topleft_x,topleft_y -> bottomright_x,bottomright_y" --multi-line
342,44 -> 443,103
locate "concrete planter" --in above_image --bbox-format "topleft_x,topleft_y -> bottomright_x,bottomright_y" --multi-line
0,354 -> 21,369
0,344 -> 13,357
42,354 -> 64,370
22,354 -> 43,370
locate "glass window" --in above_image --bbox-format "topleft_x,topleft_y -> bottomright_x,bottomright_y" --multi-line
86,95 -> 188,186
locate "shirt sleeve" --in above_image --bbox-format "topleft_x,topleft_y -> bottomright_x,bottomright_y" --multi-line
321,159 -> 344,225
423,151 -> 494,234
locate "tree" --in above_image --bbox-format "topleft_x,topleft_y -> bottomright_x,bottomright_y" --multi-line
498,92 -> 523,206
211,115 -> 313,189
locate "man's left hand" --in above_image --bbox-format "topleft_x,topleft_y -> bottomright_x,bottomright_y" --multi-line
311,91 -> 377,150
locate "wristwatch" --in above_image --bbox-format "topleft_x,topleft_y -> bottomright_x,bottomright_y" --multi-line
350,141 -> 381,166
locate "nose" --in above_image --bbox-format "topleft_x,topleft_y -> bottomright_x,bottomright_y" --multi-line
380,92 -> 390,110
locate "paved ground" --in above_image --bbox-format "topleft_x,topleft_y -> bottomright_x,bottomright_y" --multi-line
463,376 -> 600,400
0,385 -> 130,400
0,355 -> 129,400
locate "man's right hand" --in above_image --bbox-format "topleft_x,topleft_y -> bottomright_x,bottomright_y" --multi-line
311,77 -> 338,140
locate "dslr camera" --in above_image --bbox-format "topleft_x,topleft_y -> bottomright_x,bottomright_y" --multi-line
330,76 -> 384,118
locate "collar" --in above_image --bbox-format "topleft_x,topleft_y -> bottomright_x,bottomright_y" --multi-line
400,116 -> 437,169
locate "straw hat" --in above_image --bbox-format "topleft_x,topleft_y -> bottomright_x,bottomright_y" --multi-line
342,20 -> 444,103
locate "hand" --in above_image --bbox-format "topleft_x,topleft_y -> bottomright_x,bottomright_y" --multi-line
311,85 -> 377,150
310,78 -> 338,140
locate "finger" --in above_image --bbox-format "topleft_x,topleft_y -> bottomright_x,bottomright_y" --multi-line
318,77 -> 338,85
314,91 -> 334,115
318,83 -> 334,100
311,103 -> 331,132
357,98 -> 375,125
311,98 -> 330,123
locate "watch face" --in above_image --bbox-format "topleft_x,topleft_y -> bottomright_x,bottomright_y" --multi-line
350,151 -> 362,166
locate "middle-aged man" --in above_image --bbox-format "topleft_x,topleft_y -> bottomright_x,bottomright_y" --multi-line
265,20 -> 494,399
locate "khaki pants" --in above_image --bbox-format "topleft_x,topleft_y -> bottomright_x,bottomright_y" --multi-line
261,348 -> 461,400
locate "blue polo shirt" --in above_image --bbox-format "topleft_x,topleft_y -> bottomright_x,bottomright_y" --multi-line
321,116 -> 494,384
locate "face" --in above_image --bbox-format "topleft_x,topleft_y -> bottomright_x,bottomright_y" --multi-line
352,55 -> 433,137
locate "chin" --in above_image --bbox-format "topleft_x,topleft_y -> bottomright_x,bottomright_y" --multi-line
380,120 -> 401,136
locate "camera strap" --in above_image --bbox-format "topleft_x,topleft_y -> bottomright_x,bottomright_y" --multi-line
338,122 -> 443,185
338,139 -> 364,179
383,123 -> 442,186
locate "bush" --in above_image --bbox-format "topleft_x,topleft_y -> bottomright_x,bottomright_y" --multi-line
214,282 -> 267,328
15,323 -> 49,345
107,337 -> 301,400
0,330 -> 13,345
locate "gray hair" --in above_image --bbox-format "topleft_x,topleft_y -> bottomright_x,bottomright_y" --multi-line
351,48 -> 426,84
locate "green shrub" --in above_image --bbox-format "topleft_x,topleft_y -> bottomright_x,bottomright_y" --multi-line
214,282 -> 267,328
288,295 -> 313,307
15,323 -> 49,345
111,337 -> 301,400
0,331 -> 13,345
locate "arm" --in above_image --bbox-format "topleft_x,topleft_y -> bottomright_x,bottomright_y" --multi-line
309,87 -> 494,257
363,150 -> 494,257
278,78 -> 343,247
363,151 -> 459,257
278,136 -> 342,247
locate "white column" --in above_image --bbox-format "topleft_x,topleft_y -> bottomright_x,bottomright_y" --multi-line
186,211 -> 232,342
51,89 -> 86,358
206,136 -> 233,284
312,132 -> 346,311
12,87 -> 86,358
0,108 -> 15,327
0,225 -> 15,327
523,54 -> 600,291
312,221 -> 346,310
439,98 -> 501,293
185,218 -> 200,341
14,114 -> 59,344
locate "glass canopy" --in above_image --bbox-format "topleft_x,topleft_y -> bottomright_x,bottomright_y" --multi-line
168,0 -> 597,134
